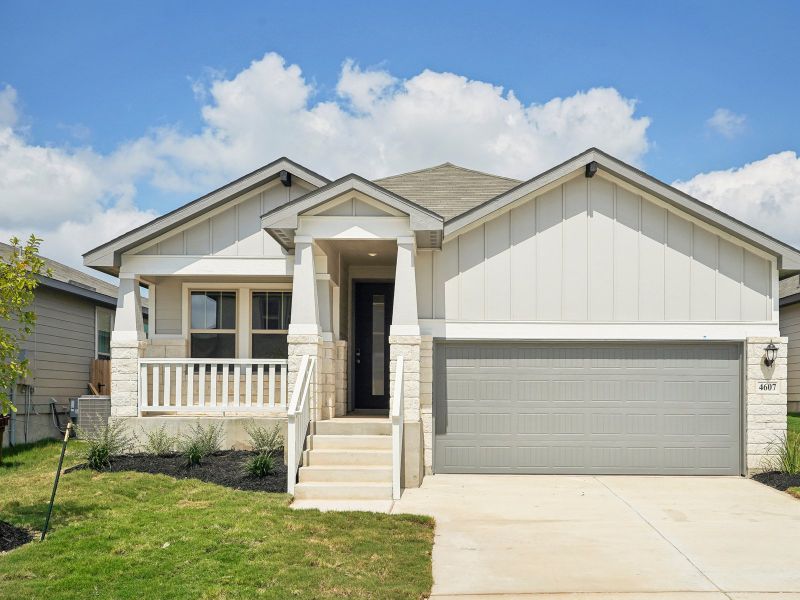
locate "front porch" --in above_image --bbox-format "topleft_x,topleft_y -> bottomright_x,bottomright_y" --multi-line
106,179 -> 442,499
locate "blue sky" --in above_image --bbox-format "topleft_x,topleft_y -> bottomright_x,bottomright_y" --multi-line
1,1 -> 799,267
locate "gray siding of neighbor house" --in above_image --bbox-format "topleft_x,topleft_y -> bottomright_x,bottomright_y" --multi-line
416,174 -> 774,323
780,301 -> 800,412
4,286 -> 98,446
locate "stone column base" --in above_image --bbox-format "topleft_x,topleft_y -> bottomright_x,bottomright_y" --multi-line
110,339 -> 147,418
287,334 -> 323,419
746,336 -> 788,473
334,340 -> 347,417
390,335 -> 423,488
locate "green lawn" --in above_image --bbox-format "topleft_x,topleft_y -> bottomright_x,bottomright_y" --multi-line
0,441 -> 434,600
789,413 -> 800,436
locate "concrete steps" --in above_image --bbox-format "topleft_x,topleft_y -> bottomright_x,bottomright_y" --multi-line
293,417 -> 393,502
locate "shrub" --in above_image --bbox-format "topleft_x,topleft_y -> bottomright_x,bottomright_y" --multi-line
142,425 -> 177,456
178,422 -> 222,467
77,420 -> 133,471
244,421 -> 283,458
243,452 -> 274,478
765,431 -> 800,474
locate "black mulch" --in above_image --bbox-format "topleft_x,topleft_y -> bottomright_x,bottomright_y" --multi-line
66,450 -> 287,493
752,471 -> 800,492
0,520 -> 33,552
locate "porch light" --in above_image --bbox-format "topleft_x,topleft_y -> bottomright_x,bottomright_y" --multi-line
764,343 -> 778,367
368,252 -> 377,257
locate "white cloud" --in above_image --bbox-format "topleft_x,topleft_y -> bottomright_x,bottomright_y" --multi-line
0,52 -> 654,272
706,108 -> 746,138
674,151 -> 800,248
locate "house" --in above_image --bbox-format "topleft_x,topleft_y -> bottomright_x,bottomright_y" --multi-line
779,275 -> 800,413
83,148 -> 798,501
1,243 -> 148,446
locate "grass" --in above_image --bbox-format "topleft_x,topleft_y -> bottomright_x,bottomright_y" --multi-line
788,413 -> 800,497
0,441 -> 434,600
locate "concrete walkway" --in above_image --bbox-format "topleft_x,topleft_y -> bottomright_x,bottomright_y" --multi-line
392,475 -> 800,599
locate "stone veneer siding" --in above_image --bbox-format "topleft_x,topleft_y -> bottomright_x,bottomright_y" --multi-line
746,336 -> 788,473
420,336 -> 433,474
287,334 -> 323,420
334,341 -> 347,417
110,339 -> 146,418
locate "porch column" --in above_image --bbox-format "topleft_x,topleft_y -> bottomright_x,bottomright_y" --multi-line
288,237 -> 320,336
287,236 -> 323,416
391,237 -> 420,337
110,275 -> 146,418
389,236 -> 424,489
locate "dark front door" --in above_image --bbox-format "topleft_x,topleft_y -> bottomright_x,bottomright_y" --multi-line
353,282 -> 394,410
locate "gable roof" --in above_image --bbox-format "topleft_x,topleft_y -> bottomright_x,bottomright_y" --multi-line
444,148 -> 800,274
374,163 -> 521,220
83,157 -> 330,274
261,174 -> 444,249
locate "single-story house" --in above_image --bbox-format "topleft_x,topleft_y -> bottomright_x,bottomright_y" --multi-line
1,243 -> 148,446
779,275 -> 800,412
83,148 -> 797,501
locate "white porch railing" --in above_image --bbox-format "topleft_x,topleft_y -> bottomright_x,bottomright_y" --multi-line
138,358 -> 288,414
391,355 -> 404,500
287,354 -> 316,495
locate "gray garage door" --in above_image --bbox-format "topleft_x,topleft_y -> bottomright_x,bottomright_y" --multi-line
434,342 -> 742,475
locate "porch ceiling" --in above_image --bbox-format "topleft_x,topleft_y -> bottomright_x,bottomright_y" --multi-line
331,239 -> 398,267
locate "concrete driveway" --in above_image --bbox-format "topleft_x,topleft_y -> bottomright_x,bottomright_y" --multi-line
392,475 -> 800,599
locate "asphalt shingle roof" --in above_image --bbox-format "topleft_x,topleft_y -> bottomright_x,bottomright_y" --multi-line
373,163 -> 521,220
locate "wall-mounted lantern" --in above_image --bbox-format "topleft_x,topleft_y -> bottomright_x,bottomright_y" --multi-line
764,343 -> 778,367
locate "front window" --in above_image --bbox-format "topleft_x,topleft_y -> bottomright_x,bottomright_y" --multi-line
96,307 -> 114,359
251,291 -> 291,359
190,291 -> 236,358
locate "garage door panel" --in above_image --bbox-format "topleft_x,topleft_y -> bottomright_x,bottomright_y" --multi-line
434,342 -> 741,475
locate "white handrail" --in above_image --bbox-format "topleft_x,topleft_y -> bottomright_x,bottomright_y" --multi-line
287,355 -> 316,495
137,358 -> 287,413
391,355 -> 404,500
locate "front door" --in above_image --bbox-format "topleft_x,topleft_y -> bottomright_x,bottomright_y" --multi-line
353,282 -> 394,410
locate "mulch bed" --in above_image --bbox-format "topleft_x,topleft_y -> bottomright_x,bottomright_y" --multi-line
752,471 -> 800,492
66,450 -> 287,493
0,520 -> 33,552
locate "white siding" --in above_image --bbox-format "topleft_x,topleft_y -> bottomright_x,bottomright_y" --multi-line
134,180 -> 312,258
154,277 -> 182,335
429,173 -> 774,323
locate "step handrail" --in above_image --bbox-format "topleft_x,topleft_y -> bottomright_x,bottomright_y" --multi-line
391,355 -> 404,500
287,354 -> 316,495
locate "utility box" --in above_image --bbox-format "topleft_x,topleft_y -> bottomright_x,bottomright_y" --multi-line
74,395 -> 111,437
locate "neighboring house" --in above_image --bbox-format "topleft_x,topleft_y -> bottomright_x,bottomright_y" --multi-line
780,274 -> 800,412
0,243 -> 148,446
83,148 -> 798,501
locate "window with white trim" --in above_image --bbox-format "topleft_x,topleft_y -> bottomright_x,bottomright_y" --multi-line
96,307 -> 114,359
190,291 -> 236,358
251,291 -> 291,359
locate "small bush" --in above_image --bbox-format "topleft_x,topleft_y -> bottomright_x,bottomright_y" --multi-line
178,422 -> 222,467
244,421 -> 283,458
142,425 -> 177,456
765,431 -> 800,474
243,452 -> 274,478
77,420 -> 133,471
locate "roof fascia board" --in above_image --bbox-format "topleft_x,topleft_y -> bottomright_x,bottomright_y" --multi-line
36,274 -> 118,308
128,178 -> 284,257
597,170 -> 777,264
591,153 -> 800,270
83,157 -> 329,269
261,175 -> 444,232
445,148 -> 800,271
443,150 -> 598,237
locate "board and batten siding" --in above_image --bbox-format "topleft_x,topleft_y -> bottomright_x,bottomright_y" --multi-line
135,180 -> 310,258
780,301 -> 800,409
417,175 -> 773,322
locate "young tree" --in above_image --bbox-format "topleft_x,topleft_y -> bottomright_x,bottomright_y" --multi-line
0,236 -> 48,458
